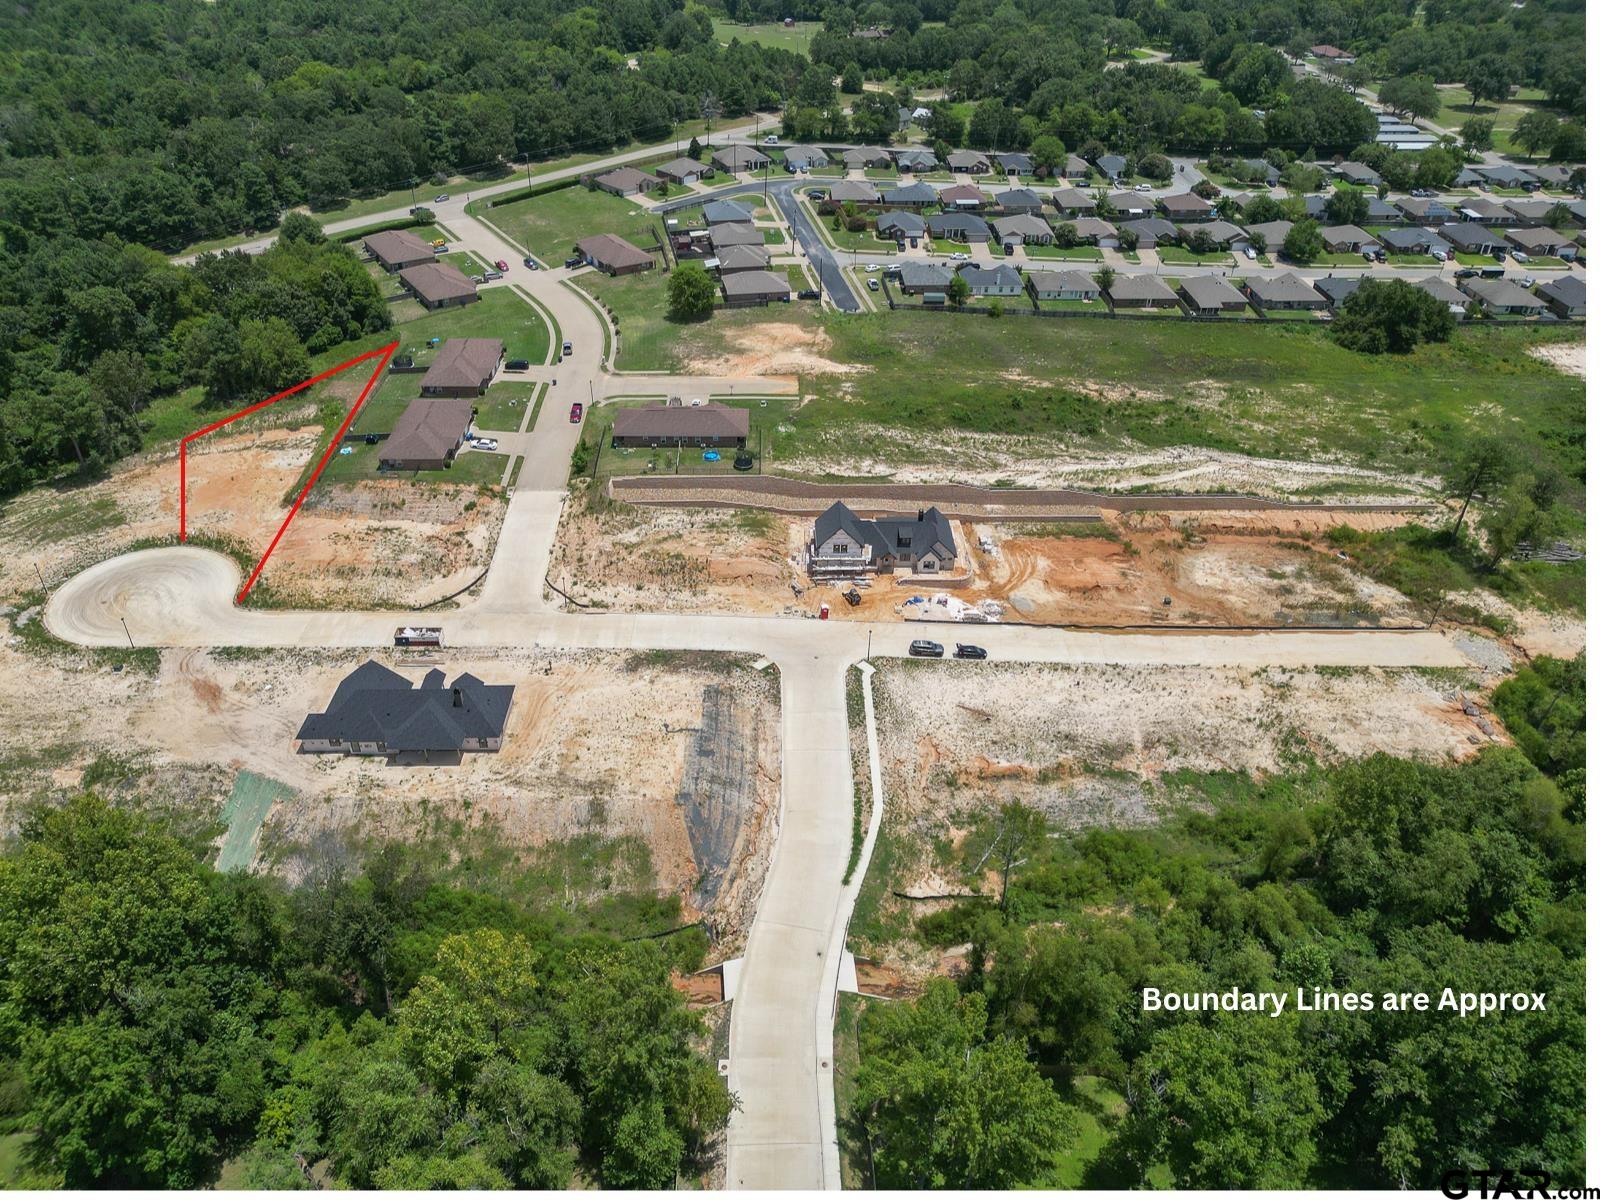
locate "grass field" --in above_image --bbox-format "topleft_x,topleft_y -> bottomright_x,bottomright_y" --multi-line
1157,247 -> 1233,264
711,17 -> 819,52
482,185 -> 663,267
472,380 -> 542,432
1432,84 -> 1552,151
588,394 -> 792,483
1023,244 -> 1104,261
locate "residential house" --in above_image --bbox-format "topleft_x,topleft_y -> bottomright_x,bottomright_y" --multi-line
1394,195 -> 1455,223
995,187 -> 1043,214
956,263 -> 1023,296
593,166 -> 657,196
1332,161 -> 1381,186
991,214 -> 1053,245
1380,226 -> 1448,256
1062,217 -> 1119,247
1160,191 -> 1215,221
785,145 -> 830,170
1301,194 -> 1330,222
994,151 -> 1033,176
656,156 -> 706,185
1051,187 -> 1095,215
1321,224 -> 1382,254
1313,276 -> 1364,309
1439,224 -> 1508,256
1239,158 -> 1281,185
898,262 -> 954,295
721,269 -> 792,305
1365,197 -> 1403,223
1245,220 -> 1294,253
398,262 -> 478,310
1189,219 -> 1247,247
1413,276 -> 1470,317
831,180 -> 883,205
946,149 -> 991,174
1096,153 -> 1128,181
1462,277 -> 1548,315
296,661 -> 515,760
1179,276 -> 1248,314
378,398 -> 476,471
809,501 -> 957,576
1454,167 -> 1485,188
1476,164 -> 1535,190
710,222 -> 764,250
1107,274 -> 1180,309
1119,217 -> 1179,248
364,229 -> 435,272
1505,199 -> 1565,225
1533,276 -> 1585,318
927,211 -> 992,242
1107,191 -> 1152,219
896,148 -> 938,173
575,233 -> 654,275
712,244 -> 770,274
843,147 -> 894,171
703,199 -> 753,225
712,145 -> 770,173
1308,44 -> 1355,63
1456,199 -> 1516,225
611,400 -> 749,448
1241,274 -> 1329,311
1529,165 -> 1579,191
1029,269 -> 1100,301
877,211 -> 927,241
1504,227 -> 1580,260
1061,154 -> 1092,183
940,183 -> 986,209
419,339 -> 502,397
884,181 -> 939,208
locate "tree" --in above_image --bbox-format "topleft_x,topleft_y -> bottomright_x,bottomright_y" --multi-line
1325,187 -> 1369,226
666,262 -> 716,320
1458,115 -> 1496,153
1512,111 -> 1562,156
1329,280 -> 1453,355
1136,153 -> 1172,182
686,136 -> 702,161
1480,474 -> 1548,568
1547,123 -> 1585,162
840,61 -> 863,94
850,90 -> 901,142
984,802 -> 1047,916
1281,218 -> 1324,264
1093,265 -> 1116,295
1378,74 -> 1440,122
947,272 -> 970,308
1463,57 -> 1514,110
1028,134 -> 1066,178
1443,435 -> 1514,540
853,982 -> 1069,1187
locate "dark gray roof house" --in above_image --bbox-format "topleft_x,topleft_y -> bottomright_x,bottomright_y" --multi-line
1394,196 -> 1455,223
364,229 -> 436,272
1190,219 -> 1247,246
1246,220 -> 1294,252
786,145 -> 830,168
898,262 -> 954,294
877,211 -> 926,239
1097,153 -> 1127,179
884,181 -> 939,207
1179,275 -> 1248,312
1439,223 -> 1508,254
1413,277 -> 1470,313
1108,274 -> 1179,307
1462,277 -> 1547,314
1312,275 -> 1364,308
1029,269 -> 1099,300
1332,161 -> 1381,186
1366,197 -> 1402,223
703,199 -> 754,224
1533,275 -> 1584,317
593,166 -> 657,196
710,222 -> 764,249
1380,226 -> 1447,255
712,145 -> 771,173
995,187 -> 1043,213
991,214 -> 1053,244
956,262 -> 1024,294
1051,187 -> 1095,213
927,211 -> 991,242
1321,224 -> 1382,253
843,147 -> 894,170
1456,199 -> 1516,225
809,502 -> 957,575
657,156 -> 707,184
896,148 -> 938,172
711,243 -> 770,273
720,269 -> 792,304
1504,227 -> 1579,258
1242,273 -> 1329,310
946,149 -> 990,174
1120,216 -> 1179,247
297,661 -> 514,759
1108,191 -> 1154,219
994,151 -> 1032,175
1160,191 -> 1214,220
831,180 -> 883,204
1063,217 -> 1118,244
1062,154 -> 1092,180
576,232 -> 655,275
1477,164 -> 1534,188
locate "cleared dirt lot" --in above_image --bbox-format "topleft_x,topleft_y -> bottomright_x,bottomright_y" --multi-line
852,655 -> 1507,971
553,499 -> 1425,627
0,421 -> 505,610
0,641 -> 780,950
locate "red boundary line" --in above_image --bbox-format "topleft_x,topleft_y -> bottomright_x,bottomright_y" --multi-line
179,340 -> 399,603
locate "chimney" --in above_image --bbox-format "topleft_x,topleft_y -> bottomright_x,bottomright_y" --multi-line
451,687 -> 463,708
916,508 -> 925,521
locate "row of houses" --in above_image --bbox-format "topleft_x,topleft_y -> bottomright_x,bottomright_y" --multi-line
381,338 -> 506,471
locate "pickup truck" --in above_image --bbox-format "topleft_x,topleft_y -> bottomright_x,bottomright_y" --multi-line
394,626 -> 443,647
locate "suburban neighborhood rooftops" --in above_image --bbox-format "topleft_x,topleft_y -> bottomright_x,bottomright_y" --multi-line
1160,191 -> 1213,216
1458,199 -> 1514,222
657,156 -> 703,177
1108,274 -> 1177,302
898,262 -> 953,289
786,144 -> 829,166
576,232 -> 655,272
703,199 -> 754,224
831,180 -> 882,203
711,222 -> 764,248
1534,275 -> 1584,308
991,214 -> 1052,240
594,166 -> 655,191
1244,273 -> 1326,304
1312,275 -> 1363,305
939,183 -> 985,205
813,501 -> 954,562
877,211 -> 926,236
1029,268 -> 1098,294
297,661 -> 514,753
927,211 -> 991,238
720,269 -> 791,298
612,400 -> 750,441
1440,223 -> 1508,248
712,145 -> 769,170
1064,217 -> 1117,239
380,397 -> 475,466
994,152 -> 1032,173
1246,219 -> 1294,248
1464,277 -> 1548,308
1321,223 -> 1378,245
1413,277 -> 1470,306
1052,187 -> 1095,210
956,263 -> 1023,289
1504,226 -> 1577,252
995,187 -> 1043,209
1333,161 -> 1381,184
1191,219 -> 1245,244
419,338 -> 503,392
1180,275 -> 1246,307
398,261 -> 476,305
364,229 -> 434,267
1121,217 -> 1179,241
712,243 -> 769,272
946,149 -> 990,170
885,182 -> 939,204
896,148 -> 937,170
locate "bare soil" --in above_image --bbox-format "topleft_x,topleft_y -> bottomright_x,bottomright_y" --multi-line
678,322 -> 861,378
1526,341 -> 1586,378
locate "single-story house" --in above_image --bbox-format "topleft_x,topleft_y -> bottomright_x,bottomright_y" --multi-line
1505,199 -> 1565,225
1439,224 -> 1508,255
809,501 -> 957,576
657,156 -> 706,185
940,183 -> 986,209
1107,191 -> 1152,219
1029,269 -> 1099,301
1380,226 -> 1447,256
947,149 -> 990,174
1455,167 -> 1485,188
1107,274 -> 1180,309
1119,216 -> 1179,248
1189,219 -> 1248,247
377,397 -> 476,471
297,661 -> 514,759
995,187 -> 1044,214
721,269 -> 792,305
898,262 -> 954,295
991,214 -> 1054,245
1332,161 -> 1381,186
877,211 -> 926,240
1179,275 -> 1248,314
419,338 -> 503,397
1413,276 -> 1470,316
364,229 -> 436,272
1241,274 -> 1328,311
1062,217 -> 1119,247
1321,224 -> 1382,254
1533,276 -> 1584,318
884,181 -> 939,208
1529,165 -> 1578,190
1096,153 -> 1127,181
1462,277 -> 1548,315
1313,275 -> 1364,309
994,152 -> 1032,176
1239,159 -> 1281,185
896,148 -> 938,173
575,233 -> 654,275
786,145 -> 830,169
927,211 -> 992,242
1394,196 -> 1454,224
611,400 -> 749,448
593,166 -> 657,196
712,145 -> 770,173
956,263 -> 1024,296
1051,187 -> 1095,214
1477,164 -> 1535,189
1061,154 -> 1092,183
831,180 -> 883,205
1366,197 -> 1402,223
1456,199 -> 1516,226
711,243 -> 770,274
1301,194 -> 1330,222
1246,220 -> 1294,253
703,199 -> 754,225
843,147 -> 894,171
711,222 -> 764,249
1504,227 -> 1579,260
398,262 -> 479,310
1309,44 -> 1355,63
1160,191 -> 1214,221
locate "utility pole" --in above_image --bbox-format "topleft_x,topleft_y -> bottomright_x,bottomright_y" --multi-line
120,617 -> 134,649
33,563 -> 46,591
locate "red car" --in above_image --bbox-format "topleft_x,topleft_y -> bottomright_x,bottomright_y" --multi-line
494,259 -> 509,271
569,402 -> 583,423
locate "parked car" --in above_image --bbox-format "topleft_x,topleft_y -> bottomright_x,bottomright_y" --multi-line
954,644 -> 988,660
470,274 -> 485,284
505,358 -> 530,370
471,437 -> 498,451
483,269 -> 503,280
1454,268 -> 1479,279
564,255 -> 583,268
430,238 -> 447,248
763,134 -> 780,145
494,259 -> 509,271
909,640 -> 945,658
798,288 -> 821,300
1510,250 -> 1530,263
867,277 -> 879,291
1410,188 -> 1435,198
435,193 -> 450,203
947,252 -> 971,262
562,340 -> 573,356
807,190 -> 825,201
1243,246 -> 1256,260
1134,183 -> 1152,192
524,257 -> 539,269
569,402 -> 583,423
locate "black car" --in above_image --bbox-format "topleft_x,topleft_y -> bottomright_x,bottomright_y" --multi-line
798,288 -> 821,300
564,255 -> 583,269
909,640 -> 945,658
954,644 -> 988,660
505,358 -> 530,370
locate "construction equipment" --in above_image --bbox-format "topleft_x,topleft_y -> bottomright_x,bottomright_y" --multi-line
843,588 -> 862,606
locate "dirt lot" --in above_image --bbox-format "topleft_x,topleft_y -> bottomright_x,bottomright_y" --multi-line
554,500 -> 1426,627
853,656 -> 1506,971
0,422 -> 506,609
679,322 -> 861,378
0,642 -> 780,951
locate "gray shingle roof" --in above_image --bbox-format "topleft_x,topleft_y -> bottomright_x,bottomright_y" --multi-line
297,661 -> 514,752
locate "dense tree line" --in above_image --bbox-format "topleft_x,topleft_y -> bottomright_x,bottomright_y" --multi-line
0,212 -> 388,496
0,796 -> 727,1188
851,737 -> 1585,1188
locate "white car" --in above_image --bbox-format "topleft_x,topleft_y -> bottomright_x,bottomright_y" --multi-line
763,134 -> 779,145
1135,183 -> 1153,192
471,437 -> 498,451
435,193 -> 450,203
864,263 -> 880,273
947,252 -> 971,262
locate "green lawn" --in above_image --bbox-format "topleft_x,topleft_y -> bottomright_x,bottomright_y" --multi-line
1454,253 -> 1499,266
1033,1077 -> 1127,1188
473,381 -> 542,432
1034,296 -> 1110,313
480,184 -> 663,266
1389,254 -> 1442,266
865,167 -> 901,180
1023,244 -> 1103,261
1432,84 -> 1552,150
1157,247 -> 1233,264
711,17 -> 820,52
589,394 -> 793,483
